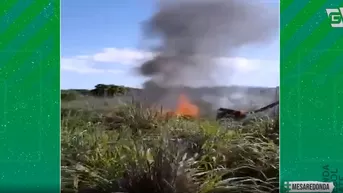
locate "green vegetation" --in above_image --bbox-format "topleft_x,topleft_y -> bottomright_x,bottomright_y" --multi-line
61,84 -> 130,102
61,91 -> 80,101
61,87 -> 279,193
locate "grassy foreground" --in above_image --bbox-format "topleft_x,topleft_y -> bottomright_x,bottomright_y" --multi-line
61,104 -> 279,193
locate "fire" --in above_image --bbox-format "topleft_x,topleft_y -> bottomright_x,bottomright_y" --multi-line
175,94 -> 199,117
153,94 -> 199,120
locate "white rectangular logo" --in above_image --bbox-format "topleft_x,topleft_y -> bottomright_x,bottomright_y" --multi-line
284,181 -> 335,192
326,8 -> 343,28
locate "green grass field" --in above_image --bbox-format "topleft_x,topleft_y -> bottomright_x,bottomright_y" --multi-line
61,96 -> 279,193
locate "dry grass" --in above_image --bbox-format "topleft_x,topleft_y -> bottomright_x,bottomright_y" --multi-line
61,102 -> 279,193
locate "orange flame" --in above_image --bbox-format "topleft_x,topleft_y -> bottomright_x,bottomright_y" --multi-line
175,94 -> 199,117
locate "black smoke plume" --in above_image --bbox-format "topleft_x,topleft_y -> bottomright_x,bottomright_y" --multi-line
137,0 -> 278,110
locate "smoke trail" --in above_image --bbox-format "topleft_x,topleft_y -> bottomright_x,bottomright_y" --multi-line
138,0 -> 278,109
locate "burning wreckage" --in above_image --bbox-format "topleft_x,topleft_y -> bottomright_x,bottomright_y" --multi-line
216,101 -> 279,121
155,93 -> 279,124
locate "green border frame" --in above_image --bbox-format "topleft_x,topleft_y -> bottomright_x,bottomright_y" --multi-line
0,0 -> 60,192
281,0 -> 343,192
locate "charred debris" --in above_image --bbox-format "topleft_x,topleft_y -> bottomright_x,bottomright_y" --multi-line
216,101 -> 279,121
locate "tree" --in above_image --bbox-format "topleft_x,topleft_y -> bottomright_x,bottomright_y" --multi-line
90,84 -> 129,97
90,84 -> 106,96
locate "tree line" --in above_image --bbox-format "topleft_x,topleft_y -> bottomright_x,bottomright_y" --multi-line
90,84 -> 129,96
61,84 -> 130,101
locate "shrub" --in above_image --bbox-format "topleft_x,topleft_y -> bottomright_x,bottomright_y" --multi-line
61,91 -> 79,101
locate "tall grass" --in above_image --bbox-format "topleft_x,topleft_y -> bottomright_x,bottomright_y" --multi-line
61,103 -> 279,193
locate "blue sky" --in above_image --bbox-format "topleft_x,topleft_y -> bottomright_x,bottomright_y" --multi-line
61,0 -> 279,89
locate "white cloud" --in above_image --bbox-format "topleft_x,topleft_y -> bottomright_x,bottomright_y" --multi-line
75,55 -> 92,60
90,48 -> 278,73
218,57 -> 279,73
92,48 -> 154,64
61,48 -> 279,87
61,57 -> 124,74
